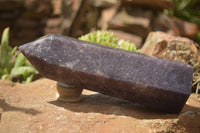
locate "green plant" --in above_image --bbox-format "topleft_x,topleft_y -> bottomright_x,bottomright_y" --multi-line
197,31 -> 200,45
0,27 -> 39,83
79,30 -> 139,52
164,0 -> 200,46
164,0 -> 200,25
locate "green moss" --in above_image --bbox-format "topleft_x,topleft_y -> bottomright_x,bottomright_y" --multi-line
79,30 -> 139,52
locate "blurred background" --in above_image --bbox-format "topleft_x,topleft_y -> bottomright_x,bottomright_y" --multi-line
0,0 -> 200,48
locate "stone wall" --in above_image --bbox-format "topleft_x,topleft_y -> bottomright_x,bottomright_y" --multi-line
0,0 -> 199,47
0,0 -> 60,47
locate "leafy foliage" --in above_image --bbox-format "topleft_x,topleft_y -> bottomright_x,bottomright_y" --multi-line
164,0 -> 200,25
164,0 -> 200,44
197,31 -> 200,45
0,27 -> 39,84
79,30 -> 139,52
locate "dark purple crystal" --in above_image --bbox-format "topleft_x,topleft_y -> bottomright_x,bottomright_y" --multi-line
19,34 -> 193,113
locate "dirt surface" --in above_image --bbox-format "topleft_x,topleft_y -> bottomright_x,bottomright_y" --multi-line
0,78 -> 200,133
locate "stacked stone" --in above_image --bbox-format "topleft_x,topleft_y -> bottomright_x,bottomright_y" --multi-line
0,0 -> 199,49
0,0 -> 52,47
0,0 -> 23,44
44,0 -> 62,34
97,0 -> 199,48
153,14 -> 198,40
96,0 -> 173,48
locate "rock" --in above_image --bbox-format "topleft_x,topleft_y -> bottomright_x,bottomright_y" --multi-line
44,18 -> 61,34
44,27 -> 60,35
45,18 -> 61,28
24,0 -> 52,18
0,0 -> 55,47
59,0 -> 73,35
178,19 -> 198,40
51,0 -> 62,16
24,0 -> 52,15
177,111 -> 200,133
141,32 -> 200,94
98,5 -> 119,30
153,14 -> 198,40
0,10 -> 21,20
80,2 -> 100,34
19,34 -> 193,113
60,0 -> 89,37
0,78 -> 200,133
109,29 -> 143,48
109,7 -> 152,38
121,0 -> 173,10
16,29 -> 40,39
0,0 -> 23,10
141,31 -> 200,68
16,18 -> 39,29
90,0 -> 119,8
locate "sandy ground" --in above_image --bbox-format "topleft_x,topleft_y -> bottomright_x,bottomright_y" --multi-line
0,78 -> 200,133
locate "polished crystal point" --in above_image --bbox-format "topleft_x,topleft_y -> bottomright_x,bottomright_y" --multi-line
19,34 -> 193,113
